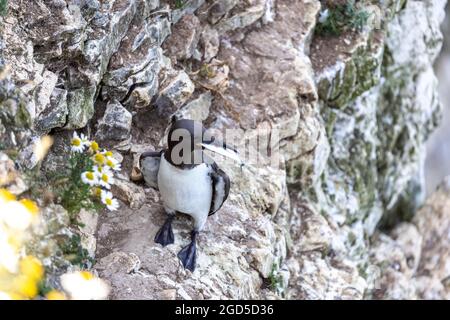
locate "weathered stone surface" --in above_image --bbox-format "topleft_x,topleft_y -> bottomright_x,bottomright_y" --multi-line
78,209 -> 99,259
369,177 -> 450,300
174,91 -> 212,121
101,7 -> 170,106
95,159 -> 287,299
65,86 -> 97,130
0,152 -> 27,194
0,0 -> 448,301
95,101 -> 132,143
153,69 -> 195,117
34,88 -> 68,133
297,1 -> 447,298
111,178 -> 146,210
200,25 -> 220,62
215,0 -> 266,33
163,14 -> 201,60
376,0 -> 446,224
286,251 -> 366,300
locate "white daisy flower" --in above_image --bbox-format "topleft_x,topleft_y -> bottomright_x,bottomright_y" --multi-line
60,271 -> 110,300
100,190 -> 119,211
98,170 -> 114,189
0,201 -> 34,231
92,152 -> 107,166
0,232 -> 19,273
105,157 -> 121,171
93,165 -> 111,176
71,132 -> 88,153
81,171 -> 98,186
0,292 -> 13,300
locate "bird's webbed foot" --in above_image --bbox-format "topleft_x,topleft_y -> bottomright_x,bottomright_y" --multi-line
177,231 -> 198,272
154,215 -> 175,246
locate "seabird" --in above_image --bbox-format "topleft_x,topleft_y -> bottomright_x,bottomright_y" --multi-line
140,119 -> 240,271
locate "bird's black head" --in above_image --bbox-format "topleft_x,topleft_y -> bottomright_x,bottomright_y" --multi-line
167,119 -> 206,150
165,118 -> 241,169
166,119 -> 210,168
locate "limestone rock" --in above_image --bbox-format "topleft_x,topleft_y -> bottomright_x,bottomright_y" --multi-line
369,177 -> 450,299
163,14 -> 201,61
0,0 -> 448,301
95,101 -> 132,143
215,0 -> 266,33
65,86 -> 97,130
153,69 -> 195,117
174,91 -> 212,121
200,26 -> 220,62
207,0 -> 239,25
34,88 -> 68,133
111,178 -> 146,210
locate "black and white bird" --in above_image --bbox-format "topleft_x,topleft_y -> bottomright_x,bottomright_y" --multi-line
140,119 -> 241,271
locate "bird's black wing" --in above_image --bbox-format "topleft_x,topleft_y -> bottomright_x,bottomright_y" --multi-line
140,150 -> 164,189
209,162 -> 230,216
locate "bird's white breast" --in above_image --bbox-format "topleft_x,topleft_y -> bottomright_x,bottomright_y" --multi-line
158,154 -> 213,217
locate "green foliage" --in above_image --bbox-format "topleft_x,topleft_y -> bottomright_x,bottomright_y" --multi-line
0,0 -> 7,16
37,279 -> 53,296
268,263 -> 283,292
59,234 -> 94,268
316,1 -> 370,36
174,0 -> 185,9
53,152 -> 103,223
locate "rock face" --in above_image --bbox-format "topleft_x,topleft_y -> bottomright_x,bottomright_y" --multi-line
368,177 -> 450,299
95,101 -> 132,145
1,0 -> 449,300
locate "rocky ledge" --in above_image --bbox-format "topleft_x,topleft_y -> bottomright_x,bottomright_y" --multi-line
0,0 -> 449,299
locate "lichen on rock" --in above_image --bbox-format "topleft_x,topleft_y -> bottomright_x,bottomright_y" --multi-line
0,0 -> 449,300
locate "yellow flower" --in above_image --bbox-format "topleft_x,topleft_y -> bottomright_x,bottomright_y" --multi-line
81,171 -> 98,186
100,190 -> 119,211
72,138 -> 81,147
99,170 -> 114,189
0,188 -> 16,203
19,256 -> 44,282
105,158 -> 121,171
80,271 -> 94,280
103,150 -> 113,157
93,153 -> 106,165
46,290 -> 67,300
19,199 -> 39,217
71,132 -> 87,153
90,141 -> 99,152
92,187 -> 102,198
14,275 -> 38,299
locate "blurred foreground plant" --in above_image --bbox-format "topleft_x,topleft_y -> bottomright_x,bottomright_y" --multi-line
0,133 -> 112,300
0,188 -> 109,300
